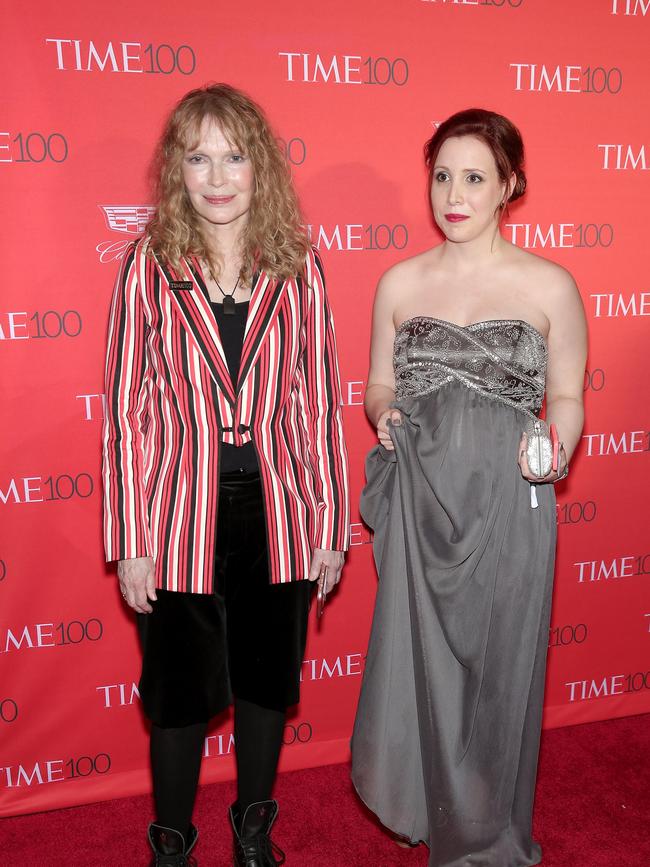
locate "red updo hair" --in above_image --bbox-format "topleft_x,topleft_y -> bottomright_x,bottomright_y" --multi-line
424,108 -> 527,206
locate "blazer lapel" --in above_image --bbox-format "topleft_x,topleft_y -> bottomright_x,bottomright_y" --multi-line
236,270 -> 287,393
156,255 -> 236,404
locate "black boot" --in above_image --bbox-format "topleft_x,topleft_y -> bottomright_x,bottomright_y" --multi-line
230,800 -> 285,866
148,823 -> 198,866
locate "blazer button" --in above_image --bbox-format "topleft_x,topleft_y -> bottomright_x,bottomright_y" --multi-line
237,423 -> 250,434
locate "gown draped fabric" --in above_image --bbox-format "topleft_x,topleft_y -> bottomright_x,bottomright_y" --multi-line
351,317 -> 556,867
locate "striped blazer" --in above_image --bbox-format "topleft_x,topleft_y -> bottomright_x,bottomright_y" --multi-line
102,239 -> 349,593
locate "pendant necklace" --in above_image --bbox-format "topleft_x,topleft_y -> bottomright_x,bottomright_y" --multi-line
206,262 -> 240,315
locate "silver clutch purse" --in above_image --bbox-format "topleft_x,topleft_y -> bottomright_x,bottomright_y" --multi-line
526,419 -> 553,478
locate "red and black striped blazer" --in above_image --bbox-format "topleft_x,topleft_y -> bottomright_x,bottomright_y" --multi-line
102,239 -> 349,592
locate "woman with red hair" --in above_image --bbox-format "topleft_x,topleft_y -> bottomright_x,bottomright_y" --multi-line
352,109 -> 586,866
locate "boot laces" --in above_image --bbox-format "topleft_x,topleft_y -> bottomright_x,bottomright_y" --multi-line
241,833 -> 286,865
263,835 -> 286,865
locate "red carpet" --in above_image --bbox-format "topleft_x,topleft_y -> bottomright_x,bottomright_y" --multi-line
3,714 -> 649,866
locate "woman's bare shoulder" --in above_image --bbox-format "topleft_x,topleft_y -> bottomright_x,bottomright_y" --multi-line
507,245 -> 583,330
506,247 -> 578,306
508,244 -> 576,292
376,248 -> 439,297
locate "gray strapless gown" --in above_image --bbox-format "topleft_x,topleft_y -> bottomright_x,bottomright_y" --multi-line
351,318 -> 556,867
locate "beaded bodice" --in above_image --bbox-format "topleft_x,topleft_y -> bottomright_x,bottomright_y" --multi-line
394,317 -> 547,417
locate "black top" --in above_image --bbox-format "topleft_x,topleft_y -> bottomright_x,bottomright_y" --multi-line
211,300 -> 258,474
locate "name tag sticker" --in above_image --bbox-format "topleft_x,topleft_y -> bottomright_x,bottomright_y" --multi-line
169,281 -> 193,291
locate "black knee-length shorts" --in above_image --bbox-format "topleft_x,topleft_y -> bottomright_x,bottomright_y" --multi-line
137,471 -> 313,728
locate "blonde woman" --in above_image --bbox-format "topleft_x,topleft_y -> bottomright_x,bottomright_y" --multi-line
103,84 -> 349,866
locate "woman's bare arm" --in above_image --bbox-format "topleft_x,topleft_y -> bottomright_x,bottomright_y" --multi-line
543,268 -> 588,463
365,270 -> 403,449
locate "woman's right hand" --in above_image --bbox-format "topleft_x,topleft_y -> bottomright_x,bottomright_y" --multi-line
117,557 -> 156,614
376,408 -> 403,451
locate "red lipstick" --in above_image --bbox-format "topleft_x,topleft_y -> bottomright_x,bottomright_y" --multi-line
445,213 -> 469,222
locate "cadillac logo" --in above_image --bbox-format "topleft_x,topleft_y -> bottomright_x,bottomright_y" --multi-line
99,205 -> 156,235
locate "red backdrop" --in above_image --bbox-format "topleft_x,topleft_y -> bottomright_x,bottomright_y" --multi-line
2,0 -> 649,817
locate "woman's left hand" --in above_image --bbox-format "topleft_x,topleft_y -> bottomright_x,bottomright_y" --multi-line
309,548 -> 345,593
517,432 -> 568,484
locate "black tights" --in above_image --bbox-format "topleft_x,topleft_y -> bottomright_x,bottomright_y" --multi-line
233,698 -> 286,813
151,720 -> 206,841
151,698 -> 285,838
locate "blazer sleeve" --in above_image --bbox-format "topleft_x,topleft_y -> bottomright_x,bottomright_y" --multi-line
299,247 -> 350,551
102,242 -> 153,561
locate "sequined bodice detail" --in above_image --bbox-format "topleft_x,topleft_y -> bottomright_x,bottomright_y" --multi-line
394,317 -> 547,416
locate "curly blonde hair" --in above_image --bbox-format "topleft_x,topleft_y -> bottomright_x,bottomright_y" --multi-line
147,83 -> 309,282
